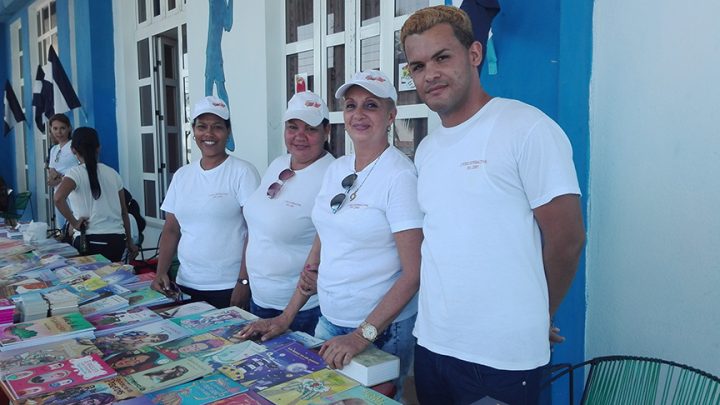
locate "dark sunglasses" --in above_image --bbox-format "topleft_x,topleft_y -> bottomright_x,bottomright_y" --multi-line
267,168 -> 296,199
330,173 -> 358,214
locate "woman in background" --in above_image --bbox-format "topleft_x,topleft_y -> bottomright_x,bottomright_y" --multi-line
54,127 -> 137,262
47,114 -> 77,229
232,91 -> 334,335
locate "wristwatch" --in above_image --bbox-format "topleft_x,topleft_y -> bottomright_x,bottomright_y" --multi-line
237,278 -> 249,286
359,321 -> 378,342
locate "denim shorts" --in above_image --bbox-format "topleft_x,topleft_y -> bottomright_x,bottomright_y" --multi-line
315,314 -> 417,401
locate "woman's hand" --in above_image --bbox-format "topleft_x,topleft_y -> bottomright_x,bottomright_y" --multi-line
238,314 -> 292,342
47,169 -> 62,187
318,332 -> 370,369
150,273 -> 172,293
73,217 -> 89,231
230,282 -> 251,310
297,264 -> 318,296
126,242 -> 139,261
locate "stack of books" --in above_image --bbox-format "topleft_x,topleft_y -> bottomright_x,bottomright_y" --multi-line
0,338 -> 102,377
336,345 -> 401,386
79,294 -> 130,317
86,306 -> 163,337
0,312 -> 95,351
0,298 -> 15,327
43,288 -> 79,316
17,292 -> 48,321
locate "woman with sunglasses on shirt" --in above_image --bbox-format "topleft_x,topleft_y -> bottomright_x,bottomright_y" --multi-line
241,70 -> 422,400
231,91 -> 334,335
47,114 -> 77,229
150,96 -> 260,309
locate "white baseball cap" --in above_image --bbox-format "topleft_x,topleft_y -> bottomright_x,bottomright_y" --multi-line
191,96 -> 230,120
335,70 -> 397,103
283,91 -> 330,126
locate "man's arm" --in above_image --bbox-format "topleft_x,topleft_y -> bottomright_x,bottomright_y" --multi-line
533,194 -> 586,317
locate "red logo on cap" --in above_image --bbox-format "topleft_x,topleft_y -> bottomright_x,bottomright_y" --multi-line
304,101 -> 321,108
365,75 -> 386,82
212,101 -> 226,108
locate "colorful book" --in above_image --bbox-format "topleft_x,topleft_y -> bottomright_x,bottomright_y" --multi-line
93,263 -> 135,278
262,331 -> 326,351
259,368 -> 359,405
170,306 -> 257,333
207,322 -> 252,344
199,341 -> 267,370
86,306 -> 163,337
123,287 -> 172,309
0,338 -> 101,377
335,346 -> 400,386
312,385 -> 401,404
0,312 -> 95,350
156,301 -> 216,319
65,254 -> 112,271
209,390 -> 273,404
3,353 -> 116,400
126,357 -> 213,393
145,373 -> 248,404
19,375 -> 142,405
105,347 -> 172,376
93,319 -> 191,355
79,294 -> 130,317
154,332 -> 231,360
219,341 -> 326,391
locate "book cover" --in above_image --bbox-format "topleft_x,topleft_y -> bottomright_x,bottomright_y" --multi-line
207,322 -> 251,344
20,375 -> 142,405
145,373 -> 247,405
0,312 -> 94,346
126,357 -> 213,393
218,341 -> 326,391
335,346 -> 400,386
199,341 -> 267,370
310,385 -> 401,405
87,307 -> 163,337
0,338 -> 101,377
262,331 -> 325,351
51,265 -> 82,279
4,353 -> 116,400
170,306 -> 257,333
79,295 -> 130,317
105,347 -> 172,376
65,254 -> 111,267
93,263 -> 134,277
93,319 -> 191,355
154,332 -> 231,360
208,390 -> 274,405
259,368 -> 359,405
123,287 -> 170,309
156,301 -> 216,319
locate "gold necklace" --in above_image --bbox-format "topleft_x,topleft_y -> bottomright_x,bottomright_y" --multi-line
349,146 -> 387,201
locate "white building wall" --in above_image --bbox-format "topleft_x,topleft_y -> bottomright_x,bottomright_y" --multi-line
587,1 -> 720,375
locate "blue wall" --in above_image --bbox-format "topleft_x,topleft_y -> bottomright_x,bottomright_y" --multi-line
483,1 -> 592,403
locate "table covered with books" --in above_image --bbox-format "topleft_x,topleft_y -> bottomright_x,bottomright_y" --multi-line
0,231 -> 400,405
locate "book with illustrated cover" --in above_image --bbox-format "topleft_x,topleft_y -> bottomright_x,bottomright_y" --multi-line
335,346 -> 400,386
93,319 -> 190,355
123,287 -> 172,309
100,268 -> 140,286
171,306 -> 257,334
0,312 -> 95,350
209,390 -> 273,405
145,373 -> 248,405
65,254 -> 111,270
199,341 -> 267,370
105,346 -> 172,376
87,306 -> 163,337
262,331 -> 326,351
156,301 -> 216,319
126,357 -> 213,393
93,263 -> 135,277
0,338 -> 100,377
219,341 -> 326,391
259,368 -> 359,405
311,385 -> 401,405
154,332 -> 231,360
207,322 -> 250,344
20,375 -> 142,405
79,294 -> 130,317
51,265 -> 82,279
3,353 -> 116,400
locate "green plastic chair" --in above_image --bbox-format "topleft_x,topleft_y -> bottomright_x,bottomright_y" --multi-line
546,355 -> 720,404
1,191 -> 32,223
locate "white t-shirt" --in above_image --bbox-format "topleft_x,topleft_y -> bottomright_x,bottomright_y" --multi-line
161,157 -> 260,291
65,163 -> 125,236
244,153 -> 334,311
49,142 -> 78,180
414,98 -> 581,370
312,146 -> 423,327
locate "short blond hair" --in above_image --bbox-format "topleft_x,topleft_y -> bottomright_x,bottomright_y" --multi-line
400,6 -> 475,49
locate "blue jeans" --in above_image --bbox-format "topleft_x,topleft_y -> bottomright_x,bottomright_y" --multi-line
414,344 -> 544,405
315,314 -> 417,401
250,300 -> 321,337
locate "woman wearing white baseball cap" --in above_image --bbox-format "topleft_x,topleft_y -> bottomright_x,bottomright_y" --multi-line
151,95 -> 260,308
241,71 -> 422,399
233,91 -> 335,334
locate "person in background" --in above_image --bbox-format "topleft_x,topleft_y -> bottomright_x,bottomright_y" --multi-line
150,96 -> 260,309
54,127 -> 138,262
401,6 -> 586,404
241,70 -> 422,400
231,91 -> 335,335
47,114 -> 77,229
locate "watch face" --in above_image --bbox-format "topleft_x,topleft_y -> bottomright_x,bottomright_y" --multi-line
362,324 -> 377,340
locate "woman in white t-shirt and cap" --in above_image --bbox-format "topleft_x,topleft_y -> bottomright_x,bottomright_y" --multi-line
47,113 -> 78,228
232,91 -> 335,335
150,96 -> 260,308
241,70 -> 422,399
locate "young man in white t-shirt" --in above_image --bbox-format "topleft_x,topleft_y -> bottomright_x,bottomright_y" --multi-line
401,6 -> 586,404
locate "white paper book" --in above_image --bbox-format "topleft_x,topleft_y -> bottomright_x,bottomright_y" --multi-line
337,346 -> 400,386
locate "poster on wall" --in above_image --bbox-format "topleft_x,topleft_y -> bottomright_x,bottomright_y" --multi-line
295,73 -> 308,94
398,63 -> 415,92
